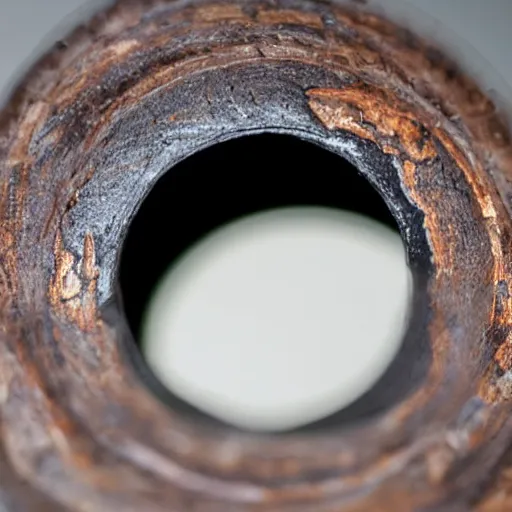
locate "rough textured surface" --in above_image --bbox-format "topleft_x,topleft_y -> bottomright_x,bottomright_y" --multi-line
0,0 -> 512,510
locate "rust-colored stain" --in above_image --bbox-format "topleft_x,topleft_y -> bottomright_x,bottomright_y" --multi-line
308,84 -> 437,162
192,3 -> 247,23
49,231 -> 99,333
1,0 -> 512,510
256,9 -> 324,29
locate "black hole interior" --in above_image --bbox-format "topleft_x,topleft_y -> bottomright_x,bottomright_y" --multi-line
119,133 -> 409,433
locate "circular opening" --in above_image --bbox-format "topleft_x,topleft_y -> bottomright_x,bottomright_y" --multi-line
119,134 -> 413,432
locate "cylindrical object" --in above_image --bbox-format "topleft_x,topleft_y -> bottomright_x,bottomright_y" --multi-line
0,0 -> 511,510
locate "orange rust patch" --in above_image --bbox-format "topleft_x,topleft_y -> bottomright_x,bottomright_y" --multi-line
257,9 -> 323,29
0,227 -> 17,308
0,228 -> 14,255
108,39 -> 140,58
49,231 -> 99,333
82,233 -> 98,283
193,4 -> 246,23
495,337 -> 512,373
49,231 -> 76,304
307,84 -> 437,162
61,271 -> 82,301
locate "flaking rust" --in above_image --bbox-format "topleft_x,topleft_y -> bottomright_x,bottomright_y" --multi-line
49,231 -> 99,333
307,85 -> 438,161
1,0 -> 512,510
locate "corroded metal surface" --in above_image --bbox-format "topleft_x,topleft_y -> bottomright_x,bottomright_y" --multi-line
0,0 -> 512,510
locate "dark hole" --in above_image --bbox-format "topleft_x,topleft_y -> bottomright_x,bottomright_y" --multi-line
120,134 -> 398,339
119,133 -> 404,432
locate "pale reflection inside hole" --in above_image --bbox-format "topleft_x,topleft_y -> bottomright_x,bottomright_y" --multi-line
141,207 -> 412,432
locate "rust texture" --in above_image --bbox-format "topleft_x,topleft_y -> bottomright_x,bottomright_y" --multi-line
0,0 -> 512,510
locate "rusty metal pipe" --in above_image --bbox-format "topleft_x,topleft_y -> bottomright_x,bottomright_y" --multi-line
0,0 -> 512,510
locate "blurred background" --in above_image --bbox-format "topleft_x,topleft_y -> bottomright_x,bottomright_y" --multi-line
1,0 -> 511,105
1,0 -> 510,432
